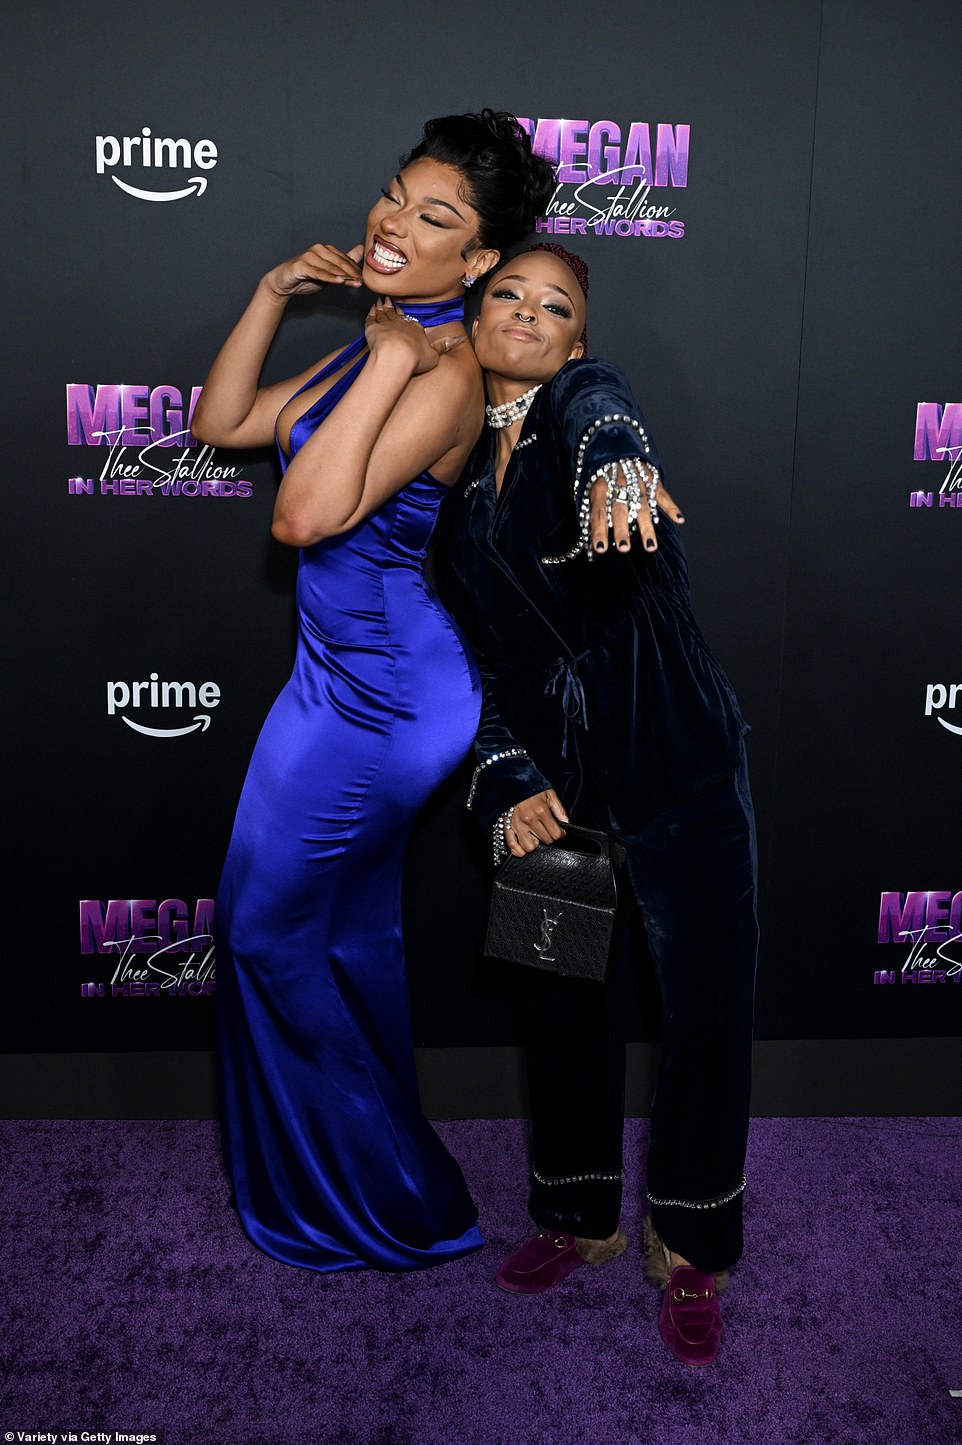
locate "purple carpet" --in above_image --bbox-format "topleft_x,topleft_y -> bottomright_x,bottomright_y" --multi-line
2,1117 -> 960,1444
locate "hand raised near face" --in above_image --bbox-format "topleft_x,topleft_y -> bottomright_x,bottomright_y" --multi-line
363,299 -> 465,375
264,244 -> 365,299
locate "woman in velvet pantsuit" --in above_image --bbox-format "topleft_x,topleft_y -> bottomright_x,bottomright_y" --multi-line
434,245 -> 758,1366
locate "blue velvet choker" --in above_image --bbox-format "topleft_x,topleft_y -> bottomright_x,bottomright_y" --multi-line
396,296 -> 465,327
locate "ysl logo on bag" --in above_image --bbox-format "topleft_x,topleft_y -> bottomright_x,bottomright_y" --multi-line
533,907 -> 563,961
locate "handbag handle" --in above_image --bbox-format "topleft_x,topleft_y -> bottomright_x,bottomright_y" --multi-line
543,822 -> 626,870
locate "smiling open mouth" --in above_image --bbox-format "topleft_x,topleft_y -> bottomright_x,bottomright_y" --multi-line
369,240 -> 408,273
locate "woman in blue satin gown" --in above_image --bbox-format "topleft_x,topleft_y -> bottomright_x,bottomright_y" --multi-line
191,112 -> 554,1272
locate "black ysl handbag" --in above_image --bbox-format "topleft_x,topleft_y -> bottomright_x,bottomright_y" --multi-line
484,824 -> 626,982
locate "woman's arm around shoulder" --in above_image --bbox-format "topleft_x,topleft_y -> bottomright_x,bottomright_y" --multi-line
272,303 -> 484,547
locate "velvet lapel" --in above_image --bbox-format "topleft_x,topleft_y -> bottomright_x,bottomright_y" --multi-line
491,394 -> 544,539
478,394 -> 579,666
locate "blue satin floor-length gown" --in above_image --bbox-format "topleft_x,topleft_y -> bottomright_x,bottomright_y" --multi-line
216,312 -> 483,1272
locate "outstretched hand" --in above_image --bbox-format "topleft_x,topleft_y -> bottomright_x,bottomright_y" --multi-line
504,789 -> 569,858
364,299 -> 465,374
265,243 -> 365,299
588,470 -> 686,555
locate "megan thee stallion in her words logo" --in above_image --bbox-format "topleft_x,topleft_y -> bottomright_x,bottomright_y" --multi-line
908,402 -> 962,510
516,116 -> 689,239
875,891 -> 962,984
79,898 -> 216,998
66,384 -> 252,498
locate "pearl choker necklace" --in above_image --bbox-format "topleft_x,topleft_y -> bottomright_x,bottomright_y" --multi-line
485,384 -> 542,429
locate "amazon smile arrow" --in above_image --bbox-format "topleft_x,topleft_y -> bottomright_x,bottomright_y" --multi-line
111,175 -> 208,202
122,714 -> 211,738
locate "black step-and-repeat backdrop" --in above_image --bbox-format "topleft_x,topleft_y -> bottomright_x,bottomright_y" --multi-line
3,0 -> 959,1063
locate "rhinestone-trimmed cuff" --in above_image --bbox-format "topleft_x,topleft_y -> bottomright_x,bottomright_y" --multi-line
647,1175 -> 747,1211
572,413 -> 653,496
532,1167 -> 625,1186
466,747 -> 529,810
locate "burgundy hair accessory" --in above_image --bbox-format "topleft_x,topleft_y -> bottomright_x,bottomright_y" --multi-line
528,241 -> 589,296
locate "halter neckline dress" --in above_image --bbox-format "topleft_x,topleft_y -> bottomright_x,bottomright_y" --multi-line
216,298 -> 483,1271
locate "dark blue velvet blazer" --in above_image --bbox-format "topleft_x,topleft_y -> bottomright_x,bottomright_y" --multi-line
433,357 -> 748,835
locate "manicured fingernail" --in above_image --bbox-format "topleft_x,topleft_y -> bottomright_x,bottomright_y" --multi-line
595,541 -> 606,552
617,540 -> 629,550
675,513 -> 685,522
646,538 -> 656,550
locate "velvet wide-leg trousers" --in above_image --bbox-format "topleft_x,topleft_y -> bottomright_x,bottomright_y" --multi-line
523,749 -> 758,1273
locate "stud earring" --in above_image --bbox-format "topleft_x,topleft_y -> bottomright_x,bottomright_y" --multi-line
461,274 -> 476,288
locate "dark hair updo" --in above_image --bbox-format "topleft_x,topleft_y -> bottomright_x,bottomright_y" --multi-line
401,110 -> 556,253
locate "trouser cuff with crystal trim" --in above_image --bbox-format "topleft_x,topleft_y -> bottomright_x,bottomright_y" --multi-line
648,1177 -> 747,1273
646,1174 -> 746,1211
529,1166 -> 624,1240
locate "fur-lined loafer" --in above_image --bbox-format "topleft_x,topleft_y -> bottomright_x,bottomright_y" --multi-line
659,1265 -> 723,1366
495,1231 -> 586,1294
642,1216 -> 730,1293
496,1227 -> 628,1294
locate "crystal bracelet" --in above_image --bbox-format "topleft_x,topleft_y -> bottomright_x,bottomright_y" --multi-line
543,405 -> 658,566
493,809 -> 513,865
577,456 -> 660,554
543,455 -> 661,564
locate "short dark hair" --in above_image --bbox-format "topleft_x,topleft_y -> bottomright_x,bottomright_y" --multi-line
402,110 -> 556,253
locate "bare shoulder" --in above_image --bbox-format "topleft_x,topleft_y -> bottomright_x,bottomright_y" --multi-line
401,336 -> 484,429
425,335 -> 483,398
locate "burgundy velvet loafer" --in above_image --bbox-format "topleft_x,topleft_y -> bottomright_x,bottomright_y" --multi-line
495,1231 -> 586,1294
659,1265 -> 723,1366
